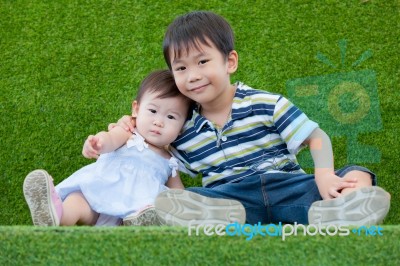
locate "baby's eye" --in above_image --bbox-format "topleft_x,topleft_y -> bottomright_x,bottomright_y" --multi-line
148,109 -> 157,114
167,115 -> 176,120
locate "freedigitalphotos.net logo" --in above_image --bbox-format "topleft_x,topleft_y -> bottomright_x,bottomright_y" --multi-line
286,39 -> 382,166
188,221 -> 384,241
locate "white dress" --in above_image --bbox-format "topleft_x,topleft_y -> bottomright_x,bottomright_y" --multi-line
55,131 -> 178,219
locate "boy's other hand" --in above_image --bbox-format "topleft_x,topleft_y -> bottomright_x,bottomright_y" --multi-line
315,173 -> 358,200
108,115 -> 135,133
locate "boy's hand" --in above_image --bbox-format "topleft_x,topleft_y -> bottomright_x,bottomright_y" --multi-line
82,135 -> 103,159
108,115 -> 135,133
315,172 -> 358,200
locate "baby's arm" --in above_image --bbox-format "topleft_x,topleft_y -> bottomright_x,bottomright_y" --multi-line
304,128 -> 357,199
165,173 -> 185,189
82,126 -> 132,159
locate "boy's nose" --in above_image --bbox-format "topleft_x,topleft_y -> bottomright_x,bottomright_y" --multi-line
188,70 -> 202,82
153,120 -> 164,127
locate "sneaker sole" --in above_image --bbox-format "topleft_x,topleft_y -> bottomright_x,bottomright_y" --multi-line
308,186 -> 390,226
154,189 -> 246,226
23,170 -> 60,226
123,207 -> 164,226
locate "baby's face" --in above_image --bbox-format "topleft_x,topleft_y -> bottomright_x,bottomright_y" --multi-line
133,92 -> 188,148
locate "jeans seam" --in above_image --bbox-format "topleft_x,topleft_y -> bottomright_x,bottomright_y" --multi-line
260,175 -> 271,222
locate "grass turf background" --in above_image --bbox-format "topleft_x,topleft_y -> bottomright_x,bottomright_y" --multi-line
1,226 -> 399,265
0,0 -> 399,264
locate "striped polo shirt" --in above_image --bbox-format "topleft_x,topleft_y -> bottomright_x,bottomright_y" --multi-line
171,82 -> 319,188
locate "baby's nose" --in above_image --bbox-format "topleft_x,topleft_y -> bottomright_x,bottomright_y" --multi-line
153,120 -> 164,127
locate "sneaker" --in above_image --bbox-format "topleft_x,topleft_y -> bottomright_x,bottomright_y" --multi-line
23,169 -> 63,226
308,186 -> 391,226
123,205 -> 163,226
154,189 -> 246,226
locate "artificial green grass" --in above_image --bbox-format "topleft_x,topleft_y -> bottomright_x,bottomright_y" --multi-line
0,0 -> 399,224
1,1 -> 399,264
1,226 -> 399,265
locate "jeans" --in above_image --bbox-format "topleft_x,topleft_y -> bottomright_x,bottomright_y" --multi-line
187,165 -> 376,224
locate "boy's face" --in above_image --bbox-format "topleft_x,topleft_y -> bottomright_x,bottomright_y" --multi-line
132,92 -> 188,148
169,40 -> 238,106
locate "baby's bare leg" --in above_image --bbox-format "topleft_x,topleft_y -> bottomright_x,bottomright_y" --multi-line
61,192 -> 99,226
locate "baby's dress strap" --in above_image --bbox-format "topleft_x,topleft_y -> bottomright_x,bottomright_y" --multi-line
126,130 -> 148,151
168,157 -> 179,177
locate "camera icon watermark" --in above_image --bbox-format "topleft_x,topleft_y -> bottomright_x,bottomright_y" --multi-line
286,39 -> 382,166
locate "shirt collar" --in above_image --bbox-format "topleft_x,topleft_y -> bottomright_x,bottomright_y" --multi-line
190,82 -> 253,133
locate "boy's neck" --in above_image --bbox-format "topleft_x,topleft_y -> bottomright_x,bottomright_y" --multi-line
200,84 -> 236,128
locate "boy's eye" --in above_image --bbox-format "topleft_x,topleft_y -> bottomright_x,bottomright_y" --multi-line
167,115 -> 176,120
199,59 -> 209,65
148,109 -> 156,114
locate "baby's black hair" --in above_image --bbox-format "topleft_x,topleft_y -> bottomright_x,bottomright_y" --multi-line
136,70 -> 181,102
136,69 -> 193,117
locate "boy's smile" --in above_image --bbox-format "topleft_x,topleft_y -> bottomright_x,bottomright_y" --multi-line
188,83 -> 210,93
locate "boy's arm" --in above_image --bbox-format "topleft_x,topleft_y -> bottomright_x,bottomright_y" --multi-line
304,128 -> 357,199
83,126 -> 132,158
108,115 -> 135,133
165,172 -> 185,189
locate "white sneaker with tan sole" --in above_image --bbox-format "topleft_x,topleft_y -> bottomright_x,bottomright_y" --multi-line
308,186 -> 390,226
154,189 -> 246,226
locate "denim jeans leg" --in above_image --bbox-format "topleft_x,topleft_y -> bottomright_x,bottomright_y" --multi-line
262,165 -> 377,224
187,165 -> 376,225
262,173 -> 321,224
187,174 -> 319,225
187,175 -> 268,225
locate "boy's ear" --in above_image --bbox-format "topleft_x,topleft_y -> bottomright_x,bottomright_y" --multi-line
131,100 -> 139,118
227,50 -> 239,74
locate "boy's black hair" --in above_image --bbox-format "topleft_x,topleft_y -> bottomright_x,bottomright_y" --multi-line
163,11 -> 235,69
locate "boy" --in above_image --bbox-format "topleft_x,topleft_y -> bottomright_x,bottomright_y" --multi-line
115,11 -> 390,226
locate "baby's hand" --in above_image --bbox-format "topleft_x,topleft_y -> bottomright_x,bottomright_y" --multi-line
315,172 -> 358,200
108,115 -> 135,133
82,135 -> 103,159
